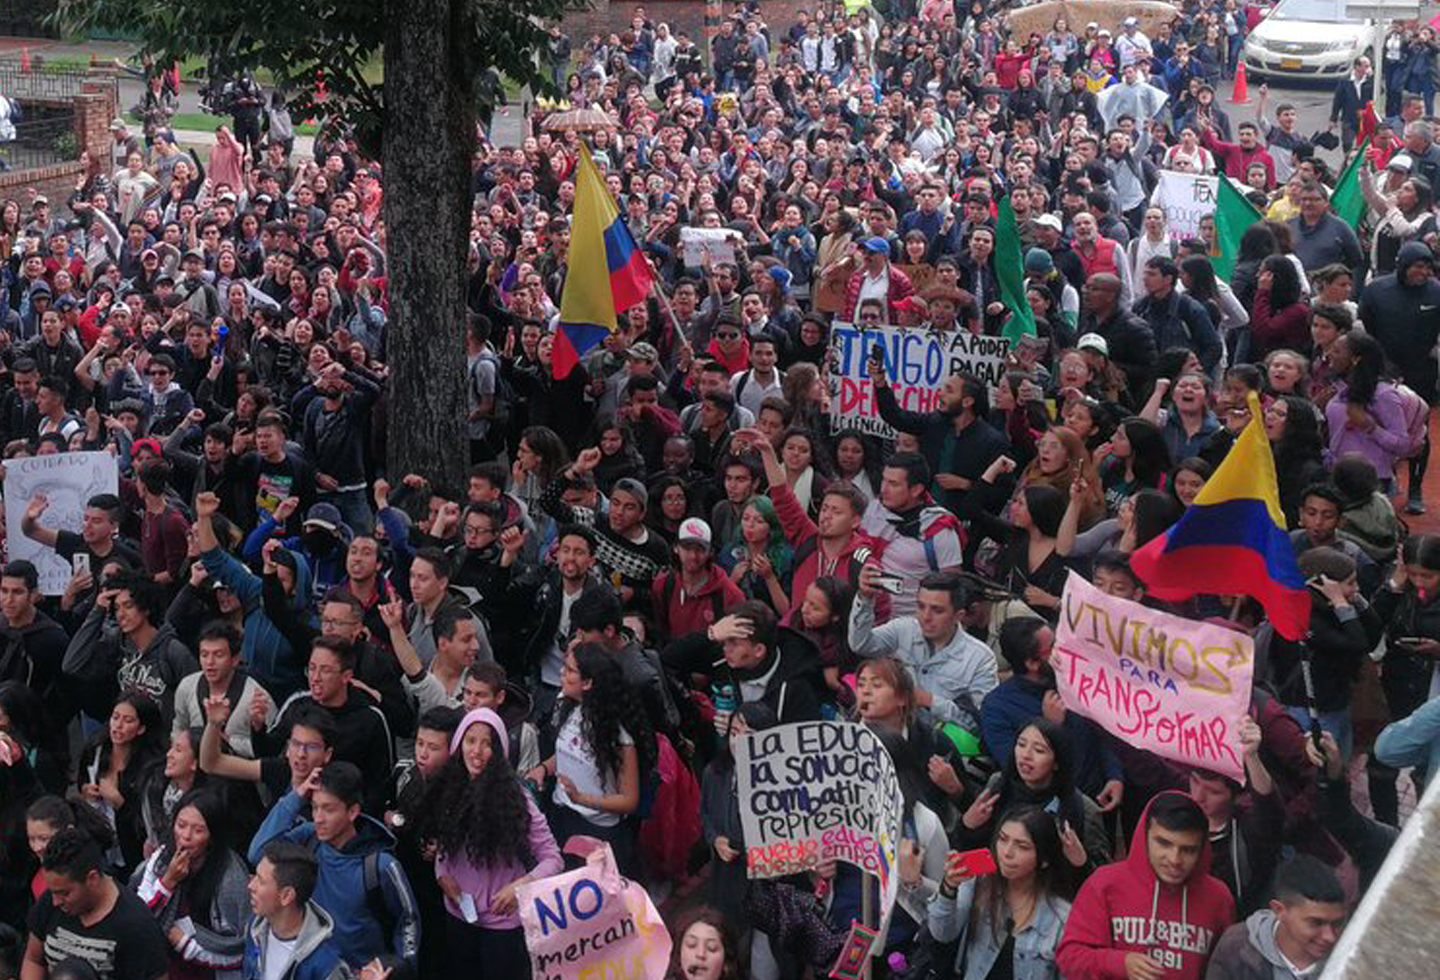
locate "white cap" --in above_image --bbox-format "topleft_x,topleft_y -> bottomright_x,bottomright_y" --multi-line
1077,333 -> 1110,356
677,517 -> 713,548
1034,213 -> 1063,231
1387,152 -> 1415,171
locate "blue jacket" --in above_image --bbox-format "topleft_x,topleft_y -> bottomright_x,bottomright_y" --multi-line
241,516 -> 348,607
980,675 -> 1122,798
930,878 -> 1070,980
248,791 -> 420,968
201,545 -> 313,699
1375,694 -> 1440,789
243,902 -> 349,980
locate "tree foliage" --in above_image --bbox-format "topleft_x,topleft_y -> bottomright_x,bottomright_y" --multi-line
58,0 -> 573,154
58,0 -> 579,488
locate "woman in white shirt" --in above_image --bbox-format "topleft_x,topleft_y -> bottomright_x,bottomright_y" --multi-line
533,644 -> 656,873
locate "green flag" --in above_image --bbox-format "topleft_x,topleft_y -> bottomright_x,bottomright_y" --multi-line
995,194 -> 1036,345
1213,176 -> 1264,282
1331,138 -> 1371,229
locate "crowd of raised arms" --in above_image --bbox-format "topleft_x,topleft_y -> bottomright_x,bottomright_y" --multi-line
0,1 -> 1437,980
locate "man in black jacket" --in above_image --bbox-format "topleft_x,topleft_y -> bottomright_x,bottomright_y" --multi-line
0,560 -> 70,759
1358,240 -> 1440,513
1077,273 -> 1158,396
661,599 -> 823,726
867,358 -> 1009,515
296,361 -> 383,534
1329,56 -> 1375,152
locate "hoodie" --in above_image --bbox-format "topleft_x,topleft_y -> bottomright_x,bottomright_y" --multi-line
242,902 -> 350,980
62,606 -> 198,722
247,791 -> 420,968
1357,240 -> 1440,395
433,709 -> 563,929
201,544 -> 313,699
1204,909 -> 1324,980
1058,791 -> 1235,980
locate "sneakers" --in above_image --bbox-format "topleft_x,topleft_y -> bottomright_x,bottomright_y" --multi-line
1407,488 -> 1427,515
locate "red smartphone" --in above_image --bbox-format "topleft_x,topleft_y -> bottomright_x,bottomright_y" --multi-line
955,848 -> 998,876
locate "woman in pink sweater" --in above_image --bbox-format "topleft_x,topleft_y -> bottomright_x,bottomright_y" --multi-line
417,708 -> 562,977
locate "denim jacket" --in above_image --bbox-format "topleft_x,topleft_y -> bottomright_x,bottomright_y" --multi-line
928,880 -> 1070,980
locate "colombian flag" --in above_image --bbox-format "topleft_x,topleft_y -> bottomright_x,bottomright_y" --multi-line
1131,392 -> 1311,639
554,144 -> 654,379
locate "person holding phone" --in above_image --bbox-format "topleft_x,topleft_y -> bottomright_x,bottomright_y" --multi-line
929,805 -> 1072,980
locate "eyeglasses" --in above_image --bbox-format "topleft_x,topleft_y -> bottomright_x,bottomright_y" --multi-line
287,737 -> 325,754
320,617 -> 359,630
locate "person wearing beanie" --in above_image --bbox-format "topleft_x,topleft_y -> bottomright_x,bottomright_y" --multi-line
1025,246 -> 1080,337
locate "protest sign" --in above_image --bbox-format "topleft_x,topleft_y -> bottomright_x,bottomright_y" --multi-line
827,322 -> 1009,438
2,452 -> 120,594
1150,171 -> 1218,241
735,721 -> 904,950
1052,570 -> 1256,781
680,227 -> 739,268
518,838 -> 671,980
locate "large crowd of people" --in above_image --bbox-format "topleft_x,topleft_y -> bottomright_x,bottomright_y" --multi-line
0,2 -> 1436,980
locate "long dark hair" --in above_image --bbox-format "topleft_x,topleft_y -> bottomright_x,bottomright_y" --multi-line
997,717 -> 1085,832
834,427 -> 885,489
970,805 -> 1069,945
1260,254 -> 1303,309
1342,332 -> 1388,407
90,693 -> 166,775
1235,223 -> 1278,264
26,795 -> 116,852
1272,394 -> 1323,468
561,644 -> 657,783
1131,489 -> 1183,548
1121,417 -> 1172,489
161,789 -> 235,928
417,716 -> 536,869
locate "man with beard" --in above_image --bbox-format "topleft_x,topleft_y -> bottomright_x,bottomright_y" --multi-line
502,523 -> 610,718
868,359 -> 1009,515
979,617 -> 1124,808
331,535 -> 400,641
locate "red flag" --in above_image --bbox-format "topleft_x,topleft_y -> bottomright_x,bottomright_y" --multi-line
1358,100 -> 1378,144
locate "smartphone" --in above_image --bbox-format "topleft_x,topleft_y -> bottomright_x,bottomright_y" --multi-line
1396,636 -> 1427,646
72,554 -> 90,576
872,571 -> 905,595
954,848 -> 998,876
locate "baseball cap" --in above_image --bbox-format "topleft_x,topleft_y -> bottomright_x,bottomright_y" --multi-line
612,477 -> 648,511
677,517 -> 713,548
861,236 -> 891,253
303,502 -> 346,534
1077,333 -> 1110,357
1124,16 -> 1139,26
627,341 -> 659,361
109,118 -> 127,132
1033,213 -> 1063,231
1387,152 -> 1415,171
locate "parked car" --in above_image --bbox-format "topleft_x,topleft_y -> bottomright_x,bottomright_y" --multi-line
1243,0 -> 1376,80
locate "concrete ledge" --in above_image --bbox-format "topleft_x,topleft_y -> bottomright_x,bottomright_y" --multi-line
1322,769 -> 1440,978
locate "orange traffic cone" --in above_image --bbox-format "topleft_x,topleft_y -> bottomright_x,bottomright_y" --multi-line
19,47 -> 29,71
1229,63 -> 1250,104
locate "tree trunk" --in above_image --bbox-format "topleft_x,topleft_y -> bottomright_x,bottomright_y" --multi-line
382,0 -> 477,491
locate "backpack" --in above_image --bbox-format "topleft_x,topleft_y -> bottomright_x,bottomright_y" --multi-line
304,838 -> 395,942
471,349 -> 514,430
1393,382 -> 1430,458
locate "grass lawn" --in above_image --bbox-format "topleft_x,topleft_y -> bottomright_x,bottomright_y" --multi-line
168,111 -> 318,135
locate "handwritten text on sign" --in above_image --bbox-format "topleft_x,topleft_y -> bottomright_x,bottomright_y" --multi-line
736,721 -> 903,882
518,842 -> 671,980
1052,571 -> 1255,781
1149,171 -> 1219,242
1,451 -> 120,595
827,323 -> 1009,438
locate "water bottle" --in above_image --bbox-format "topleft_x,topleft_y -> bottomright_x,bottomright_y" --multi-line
711,682 -> 737,735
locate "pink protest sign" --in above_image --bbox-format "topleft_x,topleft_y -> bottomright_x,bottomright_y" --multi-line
518,837 -> 672,980
1052,571 -> 1255,781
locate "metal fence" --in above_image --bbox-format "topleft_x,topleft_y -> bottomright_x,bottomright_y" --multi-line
0,58 -> 116,102
0,113 -> 76,171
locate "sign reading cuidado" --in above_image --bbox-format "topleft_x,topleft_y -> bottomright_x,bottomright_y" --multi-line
2,451 -> 120,594
827,322 -> 1009,439
517,838 -> 671,980
735,721 -> 904,950
1052,570 -> 1255,782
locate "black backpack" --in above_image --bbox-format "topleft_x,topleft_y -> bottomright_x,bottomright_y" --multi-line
305,837 -> 395,941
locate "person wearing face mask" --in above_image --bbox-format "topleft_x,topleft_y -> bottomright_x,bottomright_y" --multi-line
412,708 -> 561,979
242,500 -> 352,610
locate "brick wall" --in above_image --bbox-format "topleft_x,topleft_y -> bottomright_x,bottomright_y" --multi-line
73,90 -> 114,162
0,161 -> 85,205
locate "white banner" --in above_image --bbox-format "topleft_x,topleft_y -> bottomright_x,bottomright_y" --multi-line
1149,171 -> 1219,241
3,452 -> 120,594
